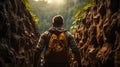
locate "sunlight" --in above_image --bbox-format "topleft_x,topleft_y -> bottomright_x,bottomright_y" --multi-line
46,0 -> 65,5
34,0 -> 39,2
47,0 -> 52,3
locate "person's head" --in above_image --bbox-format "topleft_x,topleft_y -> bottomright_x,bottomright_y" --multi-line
52,15 -> 64,27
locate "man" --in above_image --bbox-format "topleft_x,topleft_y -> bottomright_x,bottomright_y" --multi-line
34,15 -> 80,67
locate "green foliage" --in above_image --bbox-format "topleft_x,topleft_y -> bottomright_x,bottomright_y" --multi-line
28,0 -> 80,33
70,20 -> 80,34
70,0 -> 94,34
30,12 -> 39,24
22,0 -> 31,10
22,0 -> 39,24
24,0 -> 93,34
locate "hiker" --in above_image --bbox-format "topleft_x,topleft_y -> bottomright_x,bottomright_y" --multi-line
34,15 -> 80,67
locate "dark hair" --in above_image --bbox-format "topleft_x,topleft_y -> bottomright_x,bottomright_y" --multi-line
52,15 -> 64,27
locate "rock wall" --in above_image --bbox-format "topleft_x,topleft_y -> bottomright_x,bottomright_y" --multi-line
0,0 -> 39,67
74,0 -> 120,67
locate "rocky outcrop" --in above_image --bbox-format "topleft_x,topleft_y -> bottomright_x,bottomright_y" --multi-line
74,0 -> 120,67
0,0 -> 39,67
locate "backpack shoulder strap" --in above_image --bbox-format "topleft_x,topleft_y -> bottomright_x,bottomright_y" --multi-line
63,31 -> 71,48
59,32 -> 68,45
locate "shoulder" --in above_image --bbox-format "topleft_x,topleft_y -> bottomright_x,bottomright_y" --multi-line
42,31 -> 50,35
65,31 -> 72,35
65,31 -> 74,38
40,31 -> 50,38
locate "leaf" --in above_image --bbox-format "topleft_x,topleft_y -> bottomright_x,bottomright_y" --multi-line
71,0 -> 94,34
22,0 -> 32,10
22,0 -> 39,23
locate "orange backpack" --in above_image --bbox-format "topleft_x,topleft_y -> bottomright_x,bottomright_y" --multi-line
44,32 -> 70,63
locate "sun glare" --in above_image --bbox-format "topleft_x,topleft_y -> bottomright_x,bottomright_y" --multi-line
47,0 -> 65,5
47,0 -> 52,3
34,0 -> 39,2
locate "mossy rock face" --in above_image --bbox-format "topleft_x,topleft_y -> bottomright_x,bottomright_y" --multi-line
74,0 -> 120,67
